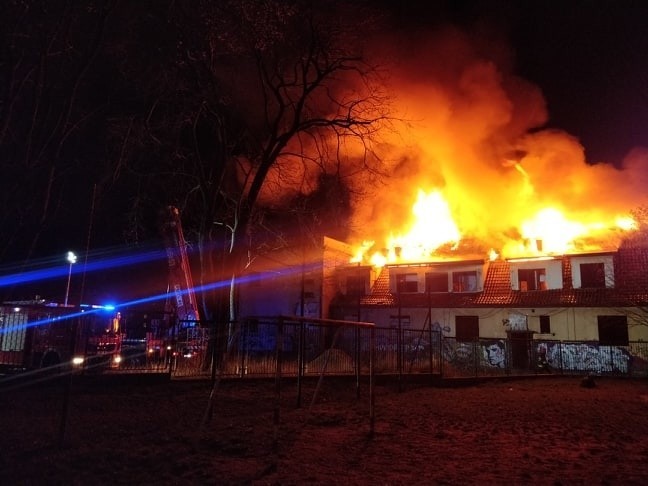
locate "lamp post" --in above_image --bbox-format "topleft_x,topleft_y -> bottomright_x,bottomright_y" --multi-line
64,251 -> 77,306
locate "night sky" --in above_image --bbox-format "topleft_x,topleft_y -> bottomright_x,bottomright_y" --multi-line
509,1 -> 648,165
388,0 -> 648,165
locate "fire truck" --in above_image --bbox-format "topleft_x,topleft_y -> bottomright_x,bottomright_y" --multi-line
0,207 -> 204,375
159,206 -> 209,364
0,300 -> 123,373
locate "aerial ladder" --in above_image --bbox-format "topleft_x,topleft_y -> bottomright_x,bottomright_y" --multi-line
159,206 -> 211,366
160,206 -> 201,323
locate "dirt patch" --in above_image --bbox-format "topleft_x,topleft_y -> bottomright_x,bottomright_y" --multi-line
1,375 -> 648,484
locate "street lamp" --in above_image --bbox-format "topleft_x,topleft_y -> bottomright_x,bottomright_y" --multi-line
64,251 -> 77,306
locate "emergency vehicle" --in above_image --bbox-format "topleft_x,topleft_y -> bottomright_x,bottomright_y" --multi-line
0,300 -> 123,373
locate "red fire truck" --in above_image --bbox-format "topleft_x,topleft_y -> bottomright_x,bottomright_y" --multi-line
0,300 -> 123,373
0,207 -> 203,375
159,206 -> 209,367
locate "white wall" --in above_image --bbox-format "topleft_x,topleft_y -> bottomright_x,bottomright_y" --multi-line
570,255 -> 615,288
361,305 -> 648,342
509,259 -> 563,290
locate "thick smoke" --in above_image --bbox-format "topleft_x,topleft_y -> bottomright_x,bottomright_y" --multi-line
346,22 -> 648,256
248,13 -> 648,257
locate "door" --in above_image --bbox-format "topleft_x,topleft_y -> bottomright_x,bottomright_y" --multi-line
507,331 -> 534,369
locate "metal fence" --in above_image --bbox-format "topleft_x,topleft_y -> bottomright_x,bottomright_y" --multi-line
193,317 -> 381,379
3,310 -> 648,381
167,318 -> 648,379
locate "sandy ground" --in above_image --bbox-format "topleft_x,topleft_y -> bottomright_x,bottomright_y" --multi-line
1,374 -> 648,485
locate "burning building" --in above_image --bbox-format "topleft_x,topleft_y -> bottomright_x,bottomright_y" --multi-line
236,22 -> 648,373
237,237 -> 648,376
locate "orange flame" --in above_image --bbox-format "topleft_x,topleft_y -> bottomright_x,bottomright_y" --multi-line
352,190 -> 637,267
344,24 -> 648,268
353,189 -> 462,265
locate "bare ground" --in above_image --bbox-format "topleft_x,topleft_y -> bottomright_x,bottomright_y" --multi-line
1,374 -> 648,485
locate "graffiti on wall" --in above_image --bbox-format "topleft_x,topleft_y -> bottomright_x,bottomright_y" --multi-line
440,340 -> 509,369
536,342 -> 631,373
441,340 -> 473,368
482,340 -> 507,368
504,314 -> 528,331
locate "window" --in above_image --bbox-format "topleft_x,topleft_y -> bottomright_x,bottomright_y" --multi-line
246,318 -> 259,335
425,272 -> 448,292
597,315 -> 629,346
346,275 -> 366,297
455,315 -> 479,341
452,271 -> 478,292
0,312 -> 27,352
396,273 -> 418,293
303,278 -> 316,299
390,315 -> 411,329
539,315 -> 551,334
518,268 -> 546,291
580,263 -> 606,288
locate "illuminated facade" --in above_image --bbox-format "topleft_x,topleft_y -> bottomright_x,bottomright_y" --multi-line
331,248 -> 648,344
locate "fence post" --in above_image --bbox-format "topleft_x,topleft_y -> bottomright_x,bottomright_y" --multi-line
506,337 -> 511,376
369,326 -> 375,438
168,315 -> 177,377
428,325 -> 433,376
238,320 -> 246,378
296,319 -> 305,408
397,318 -> 403,391
273,317 -> 284,453
355,326 -> 361,399
437,331 -> 445,378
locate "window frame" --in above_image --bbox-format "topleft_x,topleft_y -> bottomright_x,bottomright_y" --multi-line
518,268 -> 547,291
389,315 -> 411,329
580,262 -> 606,288
455,315 -> 479,341
597,315 -> 629,346
452,271 -> 478,292
396,273 -> 419,293
425,271 -> 449,293
346,275 -> 366,297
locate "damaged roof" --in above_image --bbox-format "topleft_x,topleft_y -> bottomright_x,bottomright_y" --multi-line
359,248 -> 648,308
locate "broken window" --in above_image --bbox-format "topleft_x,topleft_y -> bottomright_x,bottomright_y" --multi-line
580,262 -> 606,288
597,315 -> 629,346
455,315 -> 479,341
518,268 -> 546,291
396,273 -> 418,293
425,272 -> 448,292
346,275 -> 366,297
452,271 -> 478,292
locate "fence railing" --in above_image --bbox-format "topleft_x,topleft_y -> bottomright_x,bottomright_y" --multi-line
167,319 -> 648,379
3,313 -> 648,380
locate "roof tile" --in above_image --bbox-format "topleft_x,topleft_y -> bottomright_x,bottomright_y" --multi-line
360,248 -> 648,308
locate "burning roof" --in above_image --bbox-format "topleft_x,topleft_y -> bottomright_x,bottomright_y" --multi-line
358,248 -> 648,309
251,22 -> 648,266
347,25 -> 648,266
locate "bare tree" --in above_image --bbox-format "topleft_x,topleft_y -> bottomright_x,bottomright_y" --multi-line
0,1 -> 118,268
108,1 -> 391,324
207,0 -> 390,322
